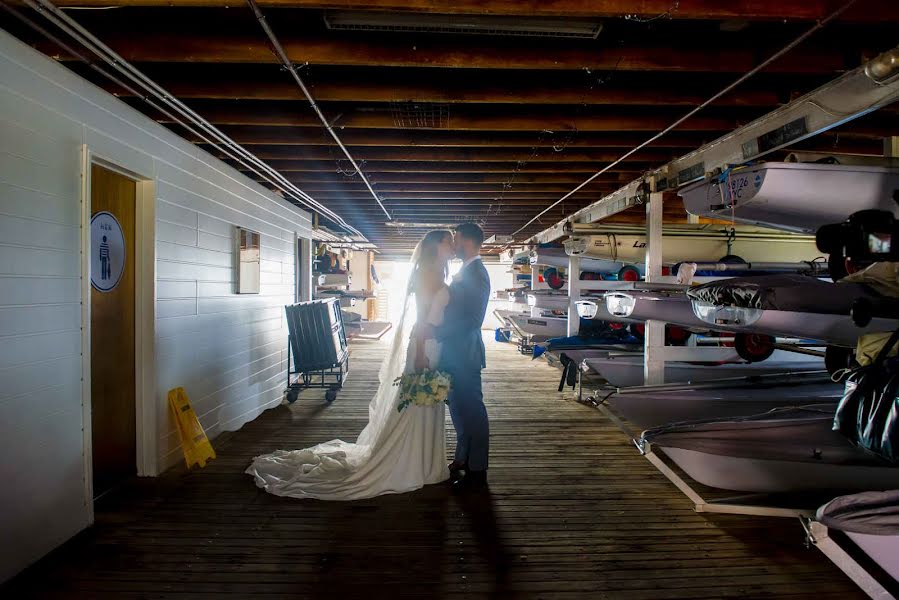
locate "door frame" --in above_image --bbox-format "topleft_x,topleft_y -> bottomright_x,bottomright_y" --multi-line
80,146 -> 157,521
296,235 -> 312,302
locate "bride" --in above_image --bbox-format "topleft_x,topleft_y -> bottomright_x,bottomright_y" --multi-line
246,229 -> 456,500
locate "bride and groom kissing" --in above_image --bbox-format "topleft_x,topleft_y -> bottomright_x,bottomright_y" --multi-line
247,223 -> 492,500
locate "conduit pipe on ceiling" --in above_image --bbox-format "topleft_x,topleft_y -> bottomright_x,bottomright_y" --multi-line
246,0 -> 392,222
15,0 -> 364,238
510,0 -> 860,239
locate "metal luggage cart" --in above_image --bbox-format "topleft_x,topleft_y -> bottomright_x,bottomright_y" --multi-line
284,298 -> 350,403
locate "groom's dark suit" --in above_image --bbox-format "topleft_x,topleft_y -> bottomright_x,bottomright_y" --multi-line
436,257 -> 491,471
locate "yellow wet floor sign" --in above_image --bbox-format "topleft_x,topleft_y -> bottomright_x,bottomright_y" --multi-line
168,387 -> 216,468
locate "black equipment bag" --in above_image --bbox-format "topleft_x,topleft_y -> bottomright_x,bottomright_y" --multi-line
834,327 -> 899,463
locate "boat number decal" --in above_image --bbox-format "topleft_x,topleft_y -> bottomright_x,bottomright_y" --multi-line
527,319 -> 547,326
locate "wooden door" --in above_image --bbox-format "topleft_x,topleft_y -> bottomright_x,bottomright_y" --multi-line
90,165 -> 136,499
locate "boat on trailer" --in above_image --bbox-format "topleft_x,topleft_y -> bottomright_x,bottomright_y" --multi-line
507,313 -> 568,341
563,226 -> 821,265
604,378 -> 841,430
604,287 -> 711,332
688,274 -> 899,347
640,407 -> 899,494
679,160 -> 899,234
584,349 -> 825,388
529,247 -> 643,279
813,490 -> 899,597
493,308 -> 528,328
526,290 -> 571,312
529,288 -> 639,324
505,287 -> 530,305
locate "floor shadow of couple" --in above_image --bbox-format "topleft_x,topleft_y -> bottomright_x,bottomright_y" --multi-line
311,482 -> 512,597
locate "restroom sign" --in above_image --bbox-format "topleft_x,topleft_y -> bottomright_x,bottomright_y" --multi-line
90,211 -> 125,292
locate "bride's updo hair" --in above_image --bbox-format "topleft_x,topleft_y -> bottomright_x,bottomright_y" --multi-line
408,229 -> 451,295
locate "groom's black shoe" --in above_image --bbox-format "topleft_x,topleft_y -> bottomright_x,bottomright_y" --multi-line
452,470 -> 487,492
448,460 -> 469,477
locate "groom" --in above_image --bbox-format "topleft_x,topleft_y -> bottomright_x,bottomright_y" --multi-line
436,223 -> 491,491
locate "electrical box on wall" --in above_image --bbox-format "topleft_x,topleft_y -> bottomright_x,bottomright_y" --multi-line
237,227 -> 261,294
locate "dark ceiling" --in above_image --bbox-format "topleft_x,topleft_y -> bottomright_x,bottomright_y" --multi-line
4,0 -> 899,254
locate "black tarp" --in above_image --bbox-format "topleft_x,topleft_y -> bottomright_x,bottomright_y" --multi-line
817,490 -> 899,535
642,407 -> 890,466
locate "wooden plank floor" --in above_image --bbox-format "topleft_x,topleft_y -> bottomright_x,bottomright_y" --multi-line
4,335 -> 864,599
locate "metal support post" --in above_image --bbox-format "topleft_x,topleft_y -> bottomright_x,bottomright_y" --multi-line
886,136 -> 899,158
644,191 -> 666,385
530,262 -> 540,318
567,255 -> 581,337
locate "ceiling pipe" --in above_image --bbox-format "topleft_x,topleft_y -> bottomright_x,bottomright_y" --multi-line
246,0 -> 392,222
510,0 -> 860,239
15,0 -> 364,239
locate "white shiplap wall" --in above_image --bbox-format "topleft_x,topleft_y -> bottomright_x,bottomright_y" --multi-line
0,29 -> 313,582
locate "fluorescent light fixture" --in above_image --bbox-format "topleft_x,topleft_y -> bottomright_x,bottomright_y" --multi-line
324,11 -> 602,39
384,220 -> 458,229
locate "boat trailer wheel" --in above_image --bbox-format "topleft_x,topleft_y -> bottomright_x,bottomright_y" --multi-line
629,323 -> 645,340
618,265 -> 641,281
544,267 -> 566,290
719,254 -> 747,265
665,325 -> 691,346
734,332 -> 776,362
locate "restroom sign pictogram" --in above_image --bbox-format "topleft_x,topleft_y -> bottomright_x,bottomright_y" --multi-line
90,211 -> 125,292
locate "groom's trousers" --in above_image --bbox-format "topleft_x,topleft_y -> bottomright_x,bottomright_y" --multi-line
447,370 -> 489,471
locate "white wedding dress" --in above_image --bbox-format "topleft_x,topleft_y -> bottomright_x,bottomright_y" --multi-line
246,286 -> 451,500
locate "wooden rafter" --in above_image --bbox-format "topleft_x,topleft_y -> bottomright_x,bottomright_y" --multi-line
39,0 -> 899,22
191,128 -> 719,147
236,160 -> 654,172
106,76 -> 784,106
48,33 -> 854,74
228,147 -> 679,162
168,106 -> 749,130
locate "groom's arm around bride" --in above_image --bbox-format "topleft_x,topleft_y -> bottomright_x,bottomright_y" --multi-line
435,223 -> 492,487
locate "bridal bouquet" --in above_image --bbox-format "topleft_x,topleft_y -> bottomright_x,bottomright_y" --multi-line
394,369 -> 452,412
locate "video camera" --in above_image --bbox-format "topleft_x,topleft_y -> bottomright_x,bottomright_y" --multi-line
816,202 -> 899,265
815,195 -> 899,326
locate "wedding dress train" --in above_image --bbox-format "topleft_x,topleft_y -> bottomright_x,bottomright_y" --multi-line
246,287 -> 450,501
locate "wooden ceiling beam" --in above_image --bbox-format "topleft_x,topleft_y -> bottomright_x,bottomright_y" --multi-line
327,201 -> 688,211
280,173 -> 639,183
237,160 -> 654,172
47,1 -> 899,23
276,184 -> 608,192
169,107 -> 742,131
57,33 -> 852,74
319,201 -> 689,210
232,147 -> 677,162
192,127 -> 715,148
328,205 -> 599,211
110,78 -> 781,107
298,192 -> 615,199
191,126 -> 884,149
263,181 -> 626,192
